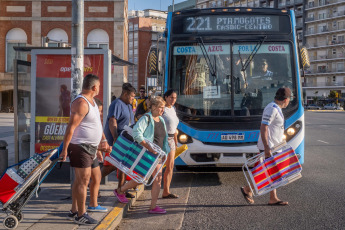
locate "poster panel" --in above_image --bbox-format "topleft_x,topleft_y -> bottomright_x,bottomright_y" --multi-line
34,54 -> 104,153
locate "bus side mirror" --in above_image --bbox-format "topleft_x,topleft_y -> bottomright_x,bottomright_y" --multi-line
300,47 -> 310,69
148,49 -> 158,75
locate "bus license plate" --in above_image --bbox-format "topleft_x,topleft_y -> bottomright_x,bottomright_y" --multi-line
221,133 -> 244,141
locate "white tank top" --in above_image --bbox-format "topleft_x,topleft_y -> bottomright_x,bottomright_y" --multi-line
70,95 -> 103,146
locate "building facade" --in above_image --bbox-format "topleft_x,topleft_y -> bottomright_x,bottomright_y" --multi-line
0,0 -> 128,110
195,0 -> 345,105
304,0 -> 345,104
128,9 -> 167,90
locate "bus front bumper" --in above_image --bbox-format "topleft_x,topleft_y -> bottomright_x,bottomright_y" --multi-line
177,138 -> 260,166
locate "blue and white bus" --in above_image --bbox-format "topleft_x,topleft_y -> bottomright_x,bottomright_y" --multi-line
160,7 -> 307,168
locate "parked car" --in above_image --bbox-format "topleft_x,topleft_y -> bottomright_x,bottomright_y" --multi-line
306,104 -> 322,110
323,104 -> 344,110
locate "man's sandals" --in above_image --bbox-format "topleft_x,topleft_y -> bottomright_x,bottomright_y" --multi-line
162,193 -> 179,199
268,200 -> 289,206
240,187 -> 254,204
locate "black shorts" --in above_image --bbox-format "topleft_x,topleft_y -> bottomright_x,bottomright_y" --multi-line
91,157 -> 99,169
68,143 -> 96,168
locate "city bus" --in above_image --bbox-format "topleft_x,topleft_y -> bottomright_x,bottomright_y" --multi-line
159,7 -> 308,168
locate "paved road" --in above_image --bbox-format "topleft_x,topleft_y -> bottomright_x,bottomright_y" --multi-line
118,111 -> 345,230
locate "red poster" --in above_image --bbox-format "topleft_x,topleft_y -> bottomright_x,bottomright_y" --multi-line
35,54 -> 105,153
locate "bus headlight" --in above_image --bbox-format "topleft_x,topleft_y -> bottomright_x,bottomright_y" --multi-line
284,121 -> 302,142
286,128 -> 295,136
179,134 -> 188,144
177,129 -> 193,144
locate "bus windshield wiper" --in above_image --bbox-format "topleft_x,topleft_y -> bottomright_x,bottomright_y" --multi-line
238,36 -> 267,72
196,37 -> 217,81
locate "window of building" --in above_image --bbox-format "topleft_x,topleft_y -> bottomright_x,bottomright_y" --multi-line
333,21 -> 337,28
338,35 -> 344,43
6,28 -> 27,72
46,28 -> 68,47
337,63 -> 344,72
134,41 -> 138,47
87,29 -> 109,49
332,48 -> 337,55
308,26 -> 314,34
134,24 -> 138,30
308,1 -> 314,8
134,49 -> 138,55
129,41 -> 133,48
134,32 -> 138,39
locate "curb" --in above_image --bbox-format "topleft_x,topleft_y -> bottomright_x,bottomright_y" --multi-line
94,184 -> 144,230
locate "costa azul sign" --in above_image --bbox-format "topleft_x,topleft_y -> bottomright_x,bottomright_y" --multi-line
174,45 -> 230,55
173,44 -> 289,55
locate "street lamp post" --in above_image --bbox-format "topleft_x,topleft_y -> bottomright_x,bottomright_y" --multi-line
71,0 -> 84,100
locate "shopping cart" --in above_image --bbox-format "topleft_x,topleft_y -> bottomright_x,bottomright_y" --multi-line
0,145 -> 62,229
242,142 -> 302,196
105,126 -> 167,186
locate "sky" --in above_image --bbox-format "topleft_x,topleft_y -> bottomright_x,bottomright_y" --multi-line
128,0 -> 186,11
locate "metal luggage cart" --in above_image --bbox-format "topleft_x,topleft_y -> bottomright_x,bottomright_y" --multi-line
105,126 -> 167,186
242,142 -> 302,196
0,148 -> 61,229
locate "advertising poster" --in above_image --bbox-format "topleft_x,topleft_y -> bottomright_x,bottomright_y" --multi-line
34,54 -> 105,153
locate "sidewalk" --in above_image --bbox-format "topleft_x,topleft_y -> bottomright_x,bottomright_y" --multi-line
0,181 -> 144,230
0,113 -> 144,230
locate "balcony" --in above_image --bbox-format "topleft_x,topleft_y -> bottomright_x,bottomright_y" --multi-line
296,22 -> 303,29
306,0 -> 343,10
305,25 -> 345,36
308,41 -> 345,49
305,11 -> 345,23
310,53 -> 345,61
305,67 -> 345,75
294,0 -> 303,5
303,82 -> 345,87
295,11 -> 303,17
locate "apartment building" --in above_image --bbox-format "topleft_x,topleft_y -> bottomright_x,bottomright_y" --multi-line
304,0 -> 345,104
128,9 -> 167,90
195,0 -> 345,104
0,0 -> 128,110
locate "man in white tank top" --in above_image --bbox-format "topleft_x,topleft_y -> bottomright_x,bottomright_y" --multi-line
60,74 -> 110,225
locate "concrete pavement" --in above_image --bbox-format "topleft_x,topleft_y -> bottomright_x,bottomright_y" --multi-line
0,113 -> 145,230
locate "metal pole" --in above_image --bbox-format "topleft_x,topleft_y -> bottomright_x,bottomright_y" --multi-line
71,0 -> 84,100
70,0 -> 84,191
172,0 -> 175,12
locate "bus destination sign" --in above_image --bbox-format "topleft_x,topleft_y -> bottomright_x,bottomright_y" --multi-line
182,15 -> 280,33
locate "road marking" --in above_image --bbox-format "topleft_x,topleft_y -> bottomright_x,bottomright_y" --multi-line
317,140 -> 329,144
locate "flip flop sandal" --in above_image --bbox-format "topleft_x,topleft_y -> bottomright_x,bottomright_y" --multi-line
268,201 -> 288,206
240,187 -> 254,204
162,193 -> 179,199
125,192 -> 135,198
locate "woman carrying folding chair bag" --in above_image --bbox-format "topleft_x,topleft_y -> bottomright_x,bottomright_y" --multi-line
114,96 -> 170,214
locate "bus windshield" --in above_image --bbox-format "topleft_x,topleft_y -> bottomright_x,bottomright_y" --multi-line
171,42 -> 296,117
